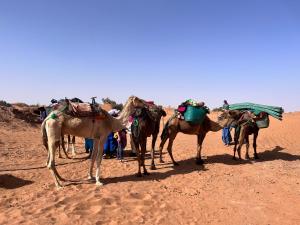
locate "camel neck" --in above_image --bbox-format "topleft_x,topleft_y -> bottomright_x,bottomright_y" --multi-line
209,119 -> 223,132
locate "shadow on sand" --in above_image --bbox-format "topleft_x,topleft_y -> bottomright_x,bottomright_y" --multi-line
205,145 -> 300,165
0,174 -> 33,189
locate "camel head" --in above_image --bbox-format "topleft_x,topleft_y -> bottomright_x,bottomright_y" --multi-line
118,96 -> 147,124
217,110 -> 241,127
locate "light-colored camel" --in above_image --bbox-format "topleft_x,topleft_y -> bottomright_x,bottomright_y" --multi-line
41,96 -> 145,188
158,111 -> 235,166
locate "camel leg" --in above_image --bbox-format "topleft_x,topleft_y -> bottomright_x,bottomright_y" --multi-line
58,144 -> 62,158
167,133 -> 179,166
196,133 -> 206,165
95,138 -> 105,186
159,130 -> 170,163
134,140 -> 142,177
88,139 -> 99,180
253,131 -> 259,159
233,128 -> 239,160
71,136 -> 76,157
66,135 -> 70,154
61,136 -> 70,159
150,134 -> 158,170
141,138 -> 149,175
47,139 -> 62,188
236,125 -> 247,160
245,135 -> 250,159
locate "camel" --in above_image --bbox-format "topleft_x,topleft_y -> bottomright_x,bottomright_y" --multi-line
41,96 -> 145,188
222,110 -> 266,160
58,135 -> 76,158
157,111 -> 236,167
130,105 -> 166,176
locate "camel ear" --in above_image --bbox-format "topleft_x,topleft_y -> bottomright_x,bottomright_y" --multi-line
162,110 -> 167,117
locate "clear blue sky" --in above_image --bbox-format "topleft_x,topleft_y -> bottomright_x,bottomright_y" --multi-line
0,0 -> 299,111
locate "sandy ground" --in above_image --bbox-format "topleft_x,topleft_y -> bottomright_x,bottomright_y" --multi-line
0,111 -> 300,225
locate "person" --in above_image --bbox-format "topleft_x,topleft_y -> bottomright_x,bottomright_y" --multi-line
222,100 -> 232,146
38,107 -> 47,121
85,138 -> 94,158
103,132 -> 118,158
115,129 -> 127,161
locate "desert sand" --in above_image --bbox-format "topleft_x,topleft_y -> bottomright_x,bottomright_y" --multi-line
0,109 -> 300,225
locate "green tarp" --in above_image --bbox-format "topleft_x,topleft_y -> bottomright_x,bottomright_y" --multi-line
229,102 -> 284,120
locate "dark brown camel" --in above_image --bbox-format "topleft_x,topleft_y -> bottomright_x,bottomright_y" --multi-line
157,112 -> 235,167
131,106 -> 166,176
58,135 -> 76,158
228,110 -> 267,160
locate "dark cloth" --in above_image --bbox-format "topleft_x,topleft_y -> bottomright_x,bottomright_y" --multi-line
85,138 -> 94,152
222,127 -> 232,145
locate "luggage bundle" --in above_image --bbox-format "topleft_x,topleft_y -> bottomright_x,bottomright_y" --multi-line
177,99 -> 209,124
229,103 -> 284,129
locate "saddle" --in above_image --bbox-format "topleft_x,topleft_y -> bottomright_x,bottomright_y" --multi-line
65,99 -> 106,119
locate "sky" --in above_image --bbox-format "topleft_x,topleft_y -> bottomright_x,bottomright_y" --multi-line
0,0 -> 299,111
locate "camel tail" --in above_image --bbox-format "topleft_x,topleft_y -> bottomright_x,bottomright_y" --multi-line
161,118 -> 171,141
41,120 -> 48,151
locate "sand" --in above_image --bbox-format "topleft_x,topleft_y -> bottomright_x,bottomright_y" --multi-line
0,111 -> 300,225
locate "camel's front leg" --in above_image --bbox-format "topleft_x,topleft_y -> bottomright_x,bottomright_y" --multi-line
141,138 -> 149,175
245,136 -> 250,159
253,131 -> 259,159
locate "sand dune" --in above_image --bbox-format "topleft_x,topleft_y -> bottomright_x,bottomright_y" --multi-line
0,111 -> 300,224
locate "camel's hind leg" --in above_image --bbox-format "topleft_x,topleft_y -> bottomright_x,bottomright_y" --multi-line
47,140 -> 63,188
95,138 -> 105,186
159,131 -> 169,163
88,139 -> 99,180
71,136 -> 76,157
196,133 -> 206,165
150,133 -> 158,170
167,132 -> 179,166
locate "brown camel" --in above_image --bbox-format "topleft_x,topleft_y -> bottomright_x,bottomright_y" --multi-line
157,111 -> 236,166
130,105 -> 166,176
41,96 -> 145,188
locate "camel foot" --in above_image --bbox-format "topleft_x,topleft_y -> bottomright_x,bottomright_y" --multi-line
196,158 -> 204,165
173,162 -> 179,166
245,154 -> 250,160
159,159 -> 165,163
96,181 -> 103,186
136,172 -> 142,177
254,154 -> 259,159
88,175 -> 95,181
150,165 -> 157,170
232,156 -> 237,160
144,171 -> 150,176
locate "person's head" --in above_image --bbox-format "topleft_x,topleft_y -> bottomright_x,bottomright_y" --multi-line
224,100 -> 228,105
51,99 -> 58,104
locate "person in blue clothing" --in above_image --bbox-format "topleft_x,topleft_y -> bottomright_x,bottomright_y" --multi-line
85,138 -> 94,158
103,132 -> 118,158
222,100 -> 232,146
